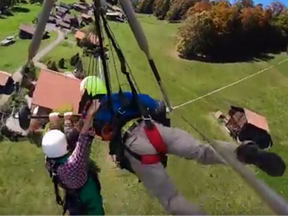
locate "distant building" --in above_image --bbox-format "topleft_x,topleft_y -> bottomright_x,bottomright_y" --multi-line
81,13 -> 93,23
225,106 -> 272,149
62,13 -> 79,28
56,20 -> 71,29
18,24 -> 48,39
106,12 -> 125,22
73,3 -> 88,12
74,30 -> 99,47
0,71 -> 14,95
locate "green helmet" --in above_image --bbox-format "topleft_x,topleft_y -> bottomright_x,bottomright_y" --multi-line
80,76 -> 107,97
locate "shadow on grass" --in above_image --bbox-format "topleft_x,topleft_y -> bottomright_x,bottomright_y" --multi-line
42,34 -> 51,40
11,6 -> 30,13
176,46 -> 288,64
179,52 -> 278,64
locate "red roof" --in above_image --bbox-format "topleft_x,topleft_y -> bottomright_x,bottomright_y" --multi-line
0,71 -> 11,86
32,69 -> 81,113
244,108 -> 269,132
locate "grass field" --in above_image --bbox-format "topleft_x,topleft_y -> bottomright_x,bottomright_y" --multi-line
0,3 -> 58,73
1,14 -> 288,215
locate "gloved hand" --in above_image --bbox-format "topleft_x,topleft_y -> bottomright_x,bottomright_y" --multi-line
235,141 -> 286,177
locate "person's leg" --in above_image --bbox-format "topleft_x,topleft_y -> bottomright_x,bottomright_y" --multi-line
129,121 -> 227,164
154,122 -> 229,164
124,132 -> 205,215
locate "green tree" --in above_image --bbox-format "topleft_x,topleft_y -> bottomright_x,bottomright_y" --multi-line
177,11 -> 216,58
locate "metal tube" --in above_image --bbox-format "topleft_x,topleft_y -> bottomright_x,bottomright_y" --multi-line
28,0 -> 56,61
118,0 -> 173,112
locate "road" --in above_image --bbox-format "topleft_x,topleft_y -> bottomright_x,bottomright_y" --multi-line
0,28 -> 66,106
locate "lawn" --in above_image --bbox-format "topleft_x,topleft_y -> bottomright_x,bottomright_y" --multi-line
0,3 -> 58,73
0,32 -> 57,73
1,15 -> 288,215
0,3 -> 42,39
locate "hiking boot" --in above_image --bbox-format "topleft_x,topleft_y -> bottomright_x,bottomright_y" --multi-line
235,142 -> 286,177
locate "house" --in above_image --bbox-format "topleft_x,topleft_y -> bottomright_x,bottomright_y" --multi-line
31,69 -> 81,117
74,30 -> 86,45
73,3 -> 88,12
55,5 -> 69,15
62,13 -> 79,27
74,30 -> 99,47
106,12 -> 125,22
59,2 -> 71,9
0,71 -> 14,95
56,20 -> 71,29
225,106 -> 272,149
18,24 -> 48,39
81,13 -> 93,23
48,15 -> 57,24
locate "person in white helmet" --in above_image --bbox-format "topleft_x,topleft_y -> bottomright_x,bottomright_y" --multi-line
42,100 -> 105,215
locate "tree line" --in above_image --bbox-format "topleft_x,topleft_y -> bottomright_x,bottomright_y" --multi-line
135,0 -> 288,61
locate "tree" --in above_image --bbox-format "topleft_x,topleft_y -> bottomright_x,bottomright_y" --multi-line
138,0 -> 155,14
23,62 -> 37,81
58,58 -> 65,69
70,53 -> 80,66
177,11 -> 216,58
47,61 -> 58,71
75,59 -> 84,72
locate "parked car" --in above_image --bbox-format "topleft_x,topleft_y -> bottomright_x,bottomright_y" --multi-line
0,36 -> 15,46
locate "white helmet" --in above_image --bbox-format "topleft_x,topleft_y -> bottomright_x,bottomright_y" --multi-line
42,130 -> 68,158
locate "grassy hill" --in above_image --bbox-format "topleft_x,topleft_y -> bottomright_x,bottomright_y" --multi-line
1,13 -> 288,214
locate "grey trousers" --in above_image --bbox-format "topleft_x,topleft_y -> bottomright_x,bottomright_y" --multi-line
124,122 -> 228,215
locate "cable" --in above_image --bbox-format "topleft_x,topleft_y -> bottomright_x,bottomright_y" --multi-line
93,0 -> 114,115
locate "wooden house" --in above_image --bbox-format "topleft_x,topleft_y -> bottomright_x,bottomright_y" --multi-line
18,24 -> 48,39
225,106 -> 272,149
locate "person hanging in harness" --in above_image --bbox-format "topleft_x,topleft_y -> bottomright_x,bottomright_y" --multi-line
80,76 -> 286,215
42,100 -> 105,215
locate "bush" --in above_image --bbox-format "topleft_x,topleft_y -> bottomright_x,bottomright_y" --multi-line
75,59 -> 83,72
58,58 -> 65,69
47,61 -> 59,71
70,53 -> 80,66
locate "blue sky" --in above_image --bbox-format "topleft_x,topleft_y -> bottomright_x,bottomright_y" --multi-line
229,0 -> 288,7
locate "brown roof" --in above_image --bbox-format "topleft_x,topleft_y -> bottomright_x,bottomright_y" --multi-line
74,30 -> 98,45
243,108 -> 269,132
56,20 -> 70,28
19,24 -> 36,35
74,4 -> 87,10
86,32 -> 98,45
63,13 -> 74,23
75,30 -> 86,40
81,13 -> 91,19
0,71 -> 11,86
32,69 -> 81,113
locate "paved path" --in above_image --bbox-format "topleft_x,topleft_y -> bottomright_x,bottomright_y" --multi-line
0,28 -> 66,106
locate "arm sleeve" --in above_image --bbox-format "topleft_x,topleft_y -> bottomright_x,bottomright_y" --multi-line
66,134 -> 94,174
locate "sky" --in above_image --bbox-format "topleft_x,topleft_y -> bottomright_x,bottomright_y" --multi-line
229,0 -> 288,7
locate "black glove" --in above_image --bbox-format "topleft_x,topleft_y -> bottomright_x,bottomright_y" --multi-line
236,142 -> 286,177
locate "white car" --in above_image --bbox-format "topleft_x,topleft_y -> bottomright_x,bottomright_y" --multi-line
1,36 -> 15,46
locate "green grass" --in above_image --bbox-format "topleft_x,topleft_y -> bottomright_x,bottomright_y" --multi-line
0,3 -> 42,39
40,40 -> 82,72
0,3 -> 59,73
1,15 -> 288,214
0,32 -> 57,73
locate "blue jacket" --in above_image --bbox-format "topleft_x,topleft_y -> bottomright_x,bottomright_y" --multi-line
94,92 -> 158,124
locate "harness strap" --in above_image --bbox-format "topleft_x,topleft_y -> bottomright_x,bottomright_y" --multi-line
122,118 -> 167,165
